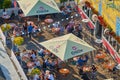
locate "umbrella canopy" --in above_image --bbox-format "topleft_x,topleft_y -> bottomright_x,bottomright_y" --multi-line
17,0 -> 61,16
40,33 -> 95,60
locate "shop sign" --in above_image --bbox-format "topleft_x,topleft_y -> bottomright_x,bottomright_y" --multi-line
36,6 -> 49,13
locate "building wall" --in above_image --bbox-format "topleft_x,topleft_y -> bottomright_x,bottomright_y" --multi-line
89,0 -> 120,35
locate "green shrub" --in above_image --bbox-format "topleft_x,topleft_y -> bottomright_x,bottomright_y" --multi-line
60,0 -> 67,3
2,0 -> 11,9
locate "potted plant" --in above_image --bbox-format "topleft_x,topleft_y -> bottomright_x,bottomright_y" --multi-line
60,0 -> 67,5
30,68 -> 41,76
2,0 -> 11,8
1,23 -> 11,32
13,36 -> 24,46
1,23 -> 11,37
13,36 -> 24,52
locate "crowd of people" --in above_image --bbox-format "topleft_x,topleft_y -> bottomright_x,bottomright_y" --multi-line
16,48 -> 65,80
1,2 -> 120,80
9,8 -> 119,80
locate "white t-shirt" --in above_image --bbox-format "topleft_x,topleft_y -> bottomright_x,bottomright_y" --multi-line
33,74 -> 39,80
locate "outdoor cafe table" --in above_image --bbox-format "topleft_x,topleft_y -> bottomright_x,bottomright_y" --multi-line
51,27 -> 60,34
82,19 -> 89,23
95,53 -> 106,59
59,68 -> 70,76
103,62 -> 115,70
44,18 -> 53,24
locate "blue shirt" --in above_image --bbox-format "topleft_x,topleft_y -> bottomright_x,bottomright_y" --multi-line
28,25 -> 33,33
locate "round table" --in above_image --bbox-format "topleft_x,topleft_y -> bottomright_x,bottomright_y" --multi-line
95,53 -> 106,59
82,19 -> 89,23
95,39 -> 103,43
51,28 -> 60,33
103,63 -> 115,70
59,68 -> 70,76
44,19 -> 53,24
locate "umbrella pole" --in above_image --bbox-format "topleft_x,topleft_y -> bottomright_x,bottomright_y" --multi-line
38,15 -> 39,21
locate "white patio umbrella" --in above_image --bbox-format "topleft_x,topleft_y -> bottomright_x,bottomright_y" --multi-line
17,0 -> 61,21
39,33 -> 95,60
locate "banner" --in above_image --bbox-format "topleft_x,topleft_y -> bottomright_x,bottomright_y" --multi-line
116,17 -> 120,36
98,0 -> 102,15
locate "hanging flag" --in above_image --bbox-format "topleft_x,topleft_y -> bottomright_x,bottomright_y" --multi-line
14,0 -> 17,8
98,0 -> 102,15
116,17 -> 120,36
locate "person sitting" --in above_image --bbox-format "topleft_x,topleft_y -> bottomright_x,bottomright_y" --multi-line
112,64 -> 120,73
33,74 -> 40,80
91,64 -> 97,79
30,50 -> 37,61
48,72 -> 55,80
34,59 -> 41,69
3,8 -> 7,16
10,10 -> 15,19
78,67 -> 84,75
38,48 -> 45,58
77,55 -> 88,66
45,58 -> 50,67
18,8 -> 23,15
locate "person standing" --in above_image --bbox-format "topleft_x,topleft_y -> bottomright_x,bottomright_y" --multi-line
10,10 -> 15,19
3,8 -> 7,16
23,21 -> 28,36
27,23 -> 33,38
91,64 -> 97,79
